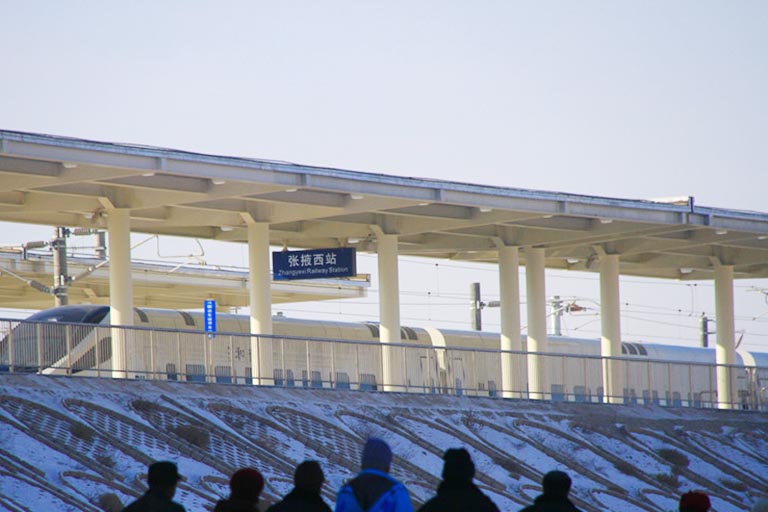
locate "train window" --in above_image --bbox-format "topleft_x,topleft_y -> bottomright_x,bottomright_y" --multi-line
27,305 -> 104,323
360,373 -> 377,391
574,386 -> 589,403
336,372 -> 350,389
185,364 -> 206,382
401,327 -> 418,340
166,363 -> 178,381
626,344 -> 638,355
134,308 -> 149,323
363,322 -> 380,338
179,312 -> 196,327
624,388 -> 637,405
215,366 -> 232,384
551,384 -> 565,402
302,370 -> 323,388
83,307 -> 110,324
690,392 -> 701,408
738,390 -> 750,410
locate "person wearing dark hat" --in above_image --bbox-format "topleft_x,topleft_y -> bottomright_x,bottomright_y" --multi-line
122,461 -> 185,512
214,467 -> 265,512
519,470 -> 582,512
335,438 -> 413,512
417,447 -> 499,512
266,460 -> 332,512
679,490 -> 711,512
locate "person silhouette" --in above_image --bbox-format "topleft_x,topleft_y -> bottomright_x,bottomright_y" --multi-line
267,460 -> 331,512
122,461 -> 185,512
334,438 -> 413,512
519,470 -> 582,512
417,447 -> 499,512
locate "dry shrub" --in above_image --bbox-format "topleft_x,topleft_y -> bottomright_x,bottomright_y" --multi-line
70,422 -> 96,443
95,492 -> 123,512
132,399 -> 154,412
172,424 -> 210,449
95,452 -> 116,468
657,448 -> 689,468
655,472 -> 680,489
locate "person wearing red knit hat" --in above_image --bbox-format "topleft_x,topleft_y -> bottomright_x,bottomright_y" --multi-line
679,491 -> 711,512
214,468 -> 265,512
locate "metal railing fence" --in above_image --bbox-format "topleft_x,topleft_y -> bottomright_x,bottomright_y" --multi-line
1,318 -> 765,411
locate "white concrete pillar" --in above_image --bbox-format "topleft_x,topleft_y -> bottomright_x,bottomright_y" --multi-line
107,209 -> 133,379
377,234 -> 401,391
600,254 -> 623,404
714,265 -> 736,409
525,248 -> 548,399
499,245 -> 524,398
247,222 -> 273,385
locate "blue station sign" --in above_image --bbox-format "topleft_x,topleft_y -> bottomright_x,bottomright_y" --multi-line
204,299 -> 216,336
273,247 -> 357,280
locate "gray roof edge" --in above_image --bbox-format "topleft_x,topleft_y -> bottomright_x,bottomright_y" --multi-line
3,129 -> 768,223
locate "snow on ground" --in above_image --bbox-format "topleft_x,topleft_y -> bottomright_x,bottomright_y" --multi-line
0,374 -> 766,512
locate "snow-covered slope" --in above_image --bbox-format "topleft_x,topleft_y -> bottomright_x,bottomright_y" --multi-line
0,374 -> 765,512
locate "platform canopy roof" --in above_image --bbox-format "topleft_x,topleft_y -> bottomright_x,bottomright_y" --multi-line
2,130 -> 768,281
0,249 -> 368,310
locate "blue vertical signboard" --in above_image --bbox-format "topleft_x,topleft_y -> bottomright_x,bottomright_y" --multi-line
272,247 -> 356,280
204,299 -> 216,338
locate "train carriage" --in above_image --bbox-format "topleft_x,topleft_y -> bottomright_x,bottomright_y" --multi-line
1,305 -> 766,410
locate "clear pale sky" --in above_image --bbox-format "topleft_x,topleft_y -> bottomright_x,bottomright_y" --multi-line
1,1 -> 767,350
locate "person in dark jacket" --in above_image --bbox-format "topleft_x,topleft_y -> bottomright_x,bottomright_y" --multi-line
519,470 -> 581,512
266,460 -> 332,512
679,491 -> 711,512
214,467 -> 265,512
122,461 -> 186,512
417,447 -> 499,512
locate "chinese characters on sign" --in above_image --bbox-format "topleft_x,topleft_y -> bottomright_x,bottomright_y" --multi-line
272,248 -> 356,280
204,299 -> 216,338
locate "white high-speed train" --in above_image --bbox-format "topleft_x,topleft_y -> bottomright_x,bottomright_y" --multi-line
2,304 -> 767,409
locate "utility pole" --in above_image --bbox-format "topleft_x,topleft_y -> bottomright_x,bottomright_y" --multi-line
96,231 -> 107,259
470,282 -> 482,331
52,227 -> 70,306
469,282 -> 501,331
700,313 -> 710,348
550,295 -> 563,336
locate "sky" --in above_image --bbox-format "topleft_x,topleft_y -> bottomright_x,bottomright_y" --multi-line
1,1 -> 767,350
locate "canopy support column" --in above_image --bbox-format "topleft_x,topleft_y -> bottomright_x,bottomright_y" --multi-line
525,248 -> 548,400
107,209 -> 133,379
600,254 -> 623,404
247,222 -> 273,386
715,264 -> 736,409
499,245 -> 523,398
377,234 -> 401,391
